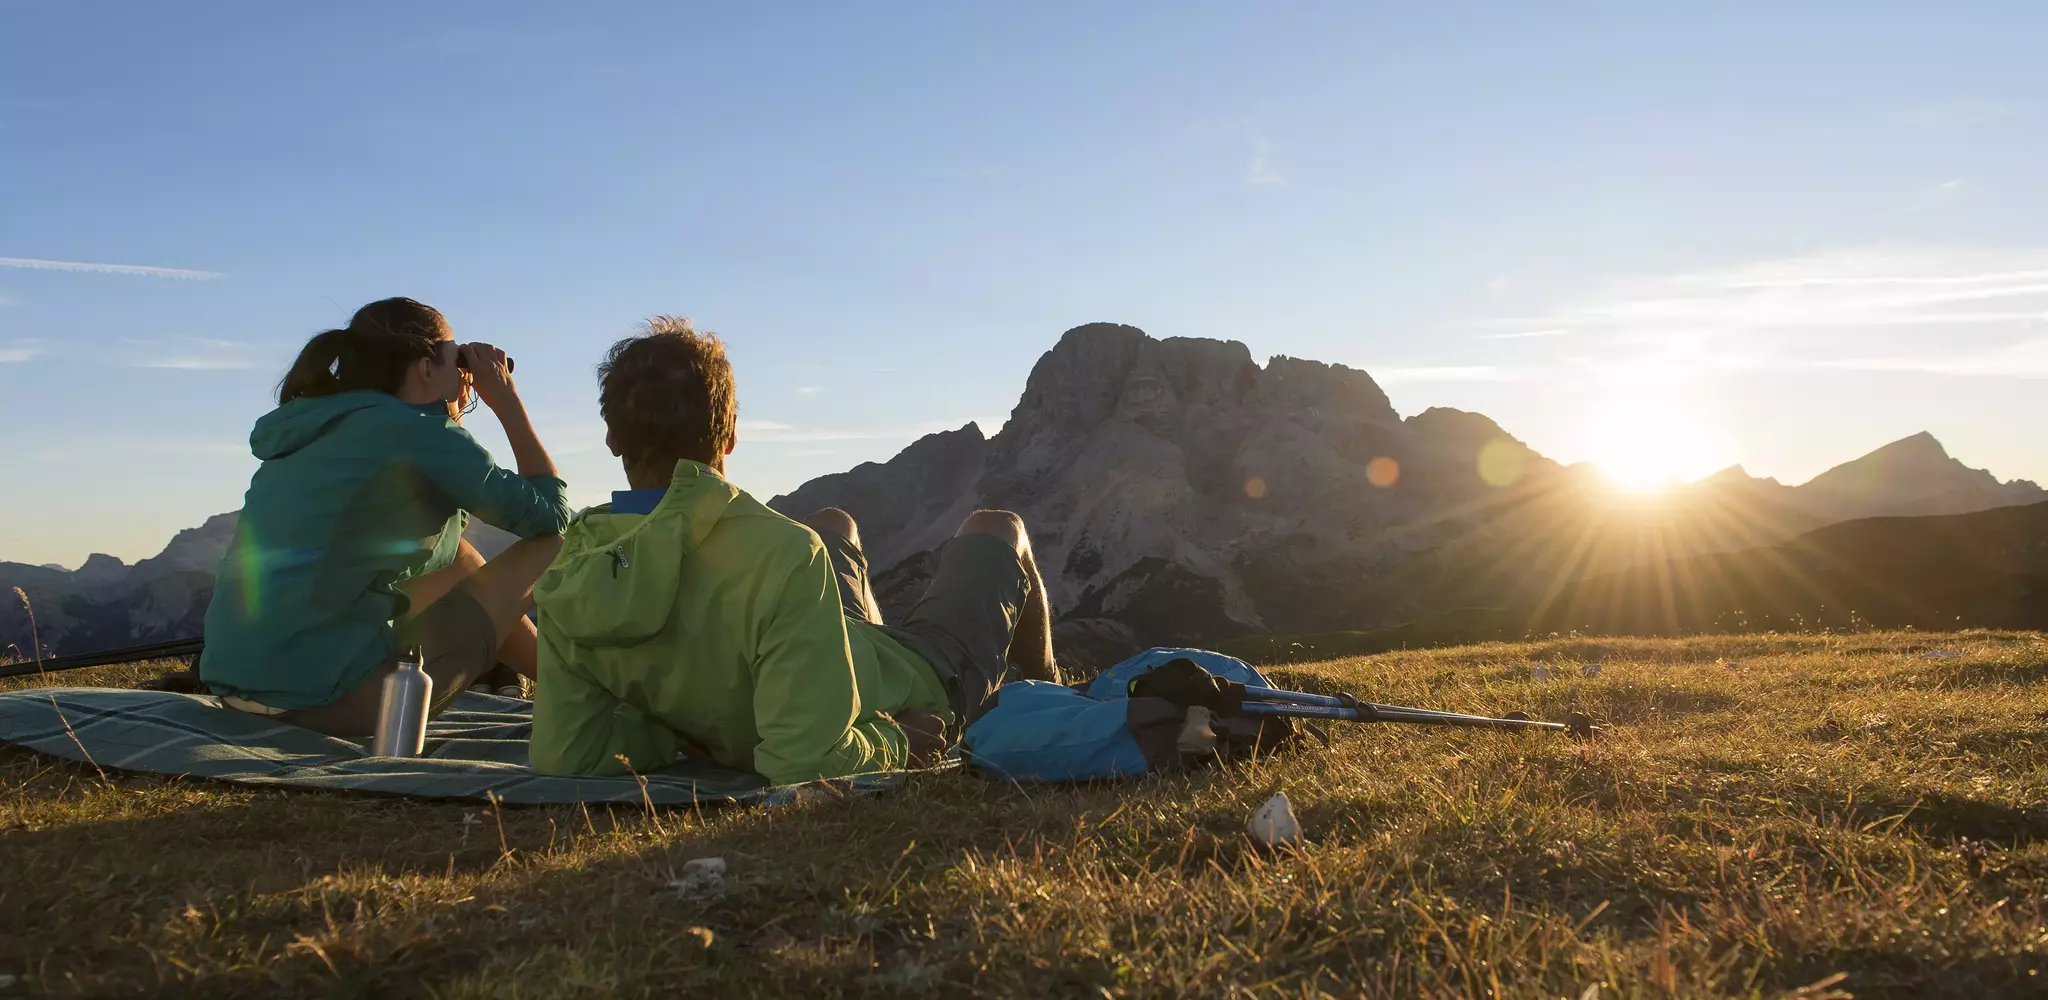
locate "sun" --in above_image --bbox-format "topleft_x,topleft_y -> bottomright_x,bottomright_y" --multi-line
1578,397 -> 1734,492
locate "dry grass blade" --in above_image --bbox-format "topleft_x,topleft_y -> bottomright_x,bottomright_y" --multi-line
12,586 -> 106,782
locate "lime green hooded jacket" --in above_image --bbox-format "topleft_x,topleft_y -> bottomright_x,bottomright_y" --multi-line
528,460 -> 949,785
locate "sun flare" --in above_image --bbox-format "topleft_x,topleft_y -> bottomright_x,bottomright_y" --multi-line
1579,398 -> 1734,492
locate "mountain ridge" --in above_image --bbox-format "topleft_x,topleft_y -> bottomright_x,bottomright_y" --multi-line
6,322 -> 2041,660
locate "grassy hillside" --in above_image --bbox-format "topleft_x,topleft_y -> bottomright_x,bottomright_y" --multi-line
4,633 -> 2047,997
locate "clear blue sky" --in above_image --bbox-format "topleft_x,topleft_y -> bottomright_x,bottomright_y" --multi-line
4,2 -> 2044,566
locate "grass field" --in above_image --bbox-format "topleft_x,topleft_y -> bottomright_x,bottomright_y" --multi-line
3,631 -> 2046,998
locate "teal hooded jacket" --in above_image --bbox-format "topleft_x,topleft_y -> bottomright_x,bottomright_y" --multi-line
201,390 -> 571,709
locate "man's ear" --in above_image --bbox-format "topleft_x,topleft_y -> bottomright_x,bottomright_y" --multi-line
606,428 -> 621,458
724,428 -> 737,456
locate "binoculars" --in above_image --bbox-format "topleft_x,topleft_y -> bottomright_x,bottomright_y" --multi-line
455,346 -> 515,373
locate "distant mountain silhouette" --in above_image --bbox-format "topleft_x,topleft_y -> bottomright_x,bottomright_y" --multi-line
1791,431 -> 2043,519
7,324 -> 2043,662
1,514 -> 507,658
1525,500 -> 2048,635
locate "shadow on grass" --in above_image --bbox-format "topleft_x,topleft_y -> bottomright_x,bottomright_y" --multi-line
1845,790 -> 2048,847
1771,951 -> 2044,1000
1934,658 -> 2048,690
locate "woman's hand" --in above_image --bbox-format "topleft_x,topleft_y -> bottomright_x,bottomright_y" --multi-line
456,342 -> 556,479
457,343 -> 517,412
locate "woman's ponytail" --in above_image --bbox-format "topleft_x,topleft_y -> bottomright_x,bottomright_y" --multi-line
276,328 -> 349,404
273,298 -> 452,405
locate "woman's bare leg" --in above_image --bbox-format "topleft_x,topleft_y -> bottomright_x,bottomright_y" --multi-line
398,537 -> 553,680
454,535 -> 561,679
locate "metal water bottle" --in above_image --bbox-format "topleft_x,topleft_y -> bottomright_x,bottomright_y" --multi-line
371,647 -> 431,757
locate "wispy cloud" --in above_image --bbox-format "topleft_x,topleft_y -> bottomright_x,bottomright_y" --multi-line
1477,328 -> 1568,341
0,344 -> 40,364
0,257 -> 224,280
1485,246 -> 2048,383
744,426 -> 884,444
739,417 -> 982,445
1819,336 -> 2048,379
1373,365 -> 1521,384
1247,136 -> 1284,186
795,386 -> 824,395
134,357 -> 253,371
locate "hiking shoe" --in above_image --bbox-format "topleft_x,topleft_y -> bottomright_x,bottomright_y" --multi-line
495,684 -> 525,699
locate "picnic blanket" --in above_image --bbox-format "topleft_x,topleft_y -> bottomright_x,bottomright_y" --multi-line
0,687 -> 912,806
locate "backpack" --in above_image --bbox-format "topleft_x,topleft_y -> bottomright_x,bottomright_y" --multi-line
960,647 -> 1298,782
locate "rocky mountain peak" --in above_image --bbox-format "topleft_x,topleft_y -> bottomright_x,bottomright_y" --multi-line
1795,432 -> 2041,519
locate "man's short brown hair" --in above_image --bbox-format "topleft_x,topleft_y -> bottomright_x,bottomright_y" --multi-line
597,316 -> 737,482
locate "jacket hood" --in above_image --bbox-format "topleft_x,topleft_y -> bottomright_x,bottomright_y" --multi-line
535,460 -> 740,645
250,391 -> 419,461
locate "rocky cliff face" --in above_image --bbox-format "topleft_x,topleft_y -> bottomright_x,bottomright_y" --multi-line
770,323 -> 1558,666
770,324 -> 2048,670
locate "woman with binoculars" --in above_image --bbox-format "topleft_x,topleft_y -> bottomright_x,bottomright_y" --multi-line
199,297 -> 572,736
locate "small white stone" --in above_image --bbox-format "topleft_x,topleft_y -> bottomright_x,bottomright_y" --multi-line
668,857 -> 728,899
0,974 -> 17,990
1247,792 -> 1302,847
1531,665 -> 1551,681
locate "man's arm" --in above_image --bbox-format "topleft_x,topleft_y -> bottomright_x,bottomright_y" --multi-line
530,624 -> 678,776
749,545 -> 908,786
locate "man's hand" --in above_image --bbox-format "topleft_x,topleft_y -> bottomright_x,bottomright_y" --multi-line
458,342 -> 518,413
896,709 -> 950,768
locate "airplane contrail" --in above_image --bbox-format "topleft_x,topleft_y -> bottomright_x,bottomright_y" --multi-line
0,256 -> 224,279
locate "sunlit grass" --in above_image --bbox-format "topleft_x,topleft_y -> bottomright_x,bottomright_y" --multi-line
3,632 -> 2046,997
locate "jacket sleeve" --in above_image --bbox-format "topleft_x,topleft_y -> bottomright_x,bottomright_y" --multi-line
749,542 -> 908,785
410,419 -> 572,539
529,622 -> 679,776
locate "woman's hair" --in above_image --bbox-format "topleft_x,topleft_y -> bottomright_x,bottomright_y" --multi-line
277,297 -> 454,404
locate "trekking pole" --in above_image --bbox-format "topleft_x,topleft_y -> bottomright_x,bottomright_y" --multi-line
1240,686 -> 1599,737
0,636 -> 204,680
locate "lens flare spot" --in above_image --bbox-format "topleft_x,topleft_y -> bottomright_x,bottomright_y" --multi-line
1244,477 -> 1267,499
234,530 -> 263,620
1477,440 -> 1526,487
1366,457 -> 1400,488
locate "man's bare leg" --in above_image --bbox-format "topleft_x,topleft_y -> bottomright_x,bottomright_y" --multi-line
802,507 -> 883,623
954,510 -> 1059,684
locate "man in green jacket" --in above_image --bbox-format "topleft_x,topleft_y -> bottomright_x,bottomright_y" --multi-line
528,316 -> 1060,785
